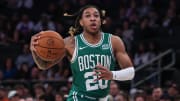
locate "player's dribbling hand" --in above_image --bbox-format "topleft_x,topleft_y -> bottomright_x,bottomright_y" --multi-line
94,63 -> 113,81
30,34 -> 41,52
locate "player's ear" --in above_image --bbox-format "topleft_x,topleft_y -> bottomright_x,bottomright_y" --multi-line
79,19 -> 83,26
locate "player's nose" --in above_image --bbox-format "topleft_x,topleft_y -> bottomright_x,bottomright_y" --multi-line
90,16 -> 96,21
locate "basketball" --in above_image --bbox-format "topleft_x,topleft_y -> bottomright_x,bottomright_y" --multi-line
34,30 -> 65,61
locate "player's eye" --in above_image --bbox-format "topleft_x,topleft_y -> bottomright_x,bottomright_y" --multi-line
84,14 -> 91,18
94,14 -> 99,18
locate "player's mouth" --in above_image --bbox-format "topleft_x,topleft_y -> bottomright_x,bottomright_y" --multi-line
90,23 -> 98,30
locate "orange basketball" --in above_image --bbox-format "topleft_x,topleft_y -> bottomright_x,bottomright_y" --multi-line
34,30 -> 65,61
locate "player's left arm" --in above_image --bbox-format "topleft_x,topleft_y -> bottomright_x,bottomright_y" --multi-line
95,35 -> 135,81
111,35 -> 135,81
112,35 -> 133,68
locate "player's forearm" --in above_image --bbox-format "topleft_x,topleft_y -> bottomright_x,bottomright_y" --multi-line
111,67 -> 135,81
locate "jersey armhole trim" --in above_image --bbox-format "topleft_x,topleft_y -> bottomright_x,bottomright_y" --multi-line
71,37 -> 78,63
109,34 -> 115,61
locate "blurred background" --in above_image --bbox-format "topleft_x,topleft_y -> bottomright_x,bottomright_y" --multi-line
0,0 -> 180,101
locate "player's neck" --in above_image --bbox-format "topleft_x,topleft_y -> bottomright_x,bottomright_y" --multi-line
82,31 -> 102,44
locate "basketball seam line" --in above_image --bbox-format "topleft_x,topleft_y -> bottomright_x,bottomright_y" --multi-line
40,36 -> 62,40
36,45 -> 64,49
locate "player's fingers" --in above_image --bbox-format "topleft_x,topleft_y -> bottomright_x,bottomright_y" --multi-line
31,47 -> 37,52
95,65 -> 107,71
31,35 -> 41,42
32,41 -> 38,46
97,76 -> 104,80
31,33 -> 41,42
94,69 -> 104,73
94,76 -> 104,81
30,41 -> 38,51
94,70 -> 105,77
30,38 -> 39,52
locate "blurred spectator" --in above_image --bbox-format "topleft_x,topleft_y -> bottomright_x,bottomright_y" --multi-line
6,0 -> 19,11
14,14 -> 34,42
24,95 -> 34,101
46,2 -> 58,21
2,57 -> 17,80
9,14 -> 20,43
167,83 -> 179,98
19,98 -> 25,101
14,85 -> 26,98
129,12 -> 139,29
134,92 -> 146,101
54,58 -> 71,81
16,63 -> 30,80
15,43 -> 34,70
59,86 -> 68,99
147,9 -> 159,29
126,0 -> 137,18
151,87 -> 163,101
38,71 -> 47,81
134,17 -> 155,41
116,7 -> 127,22
33,83 -> 45,101
44,84 -> 54,101
73,0 -> 89,10
122,20 -> 134,53
17,0 -> 33,10
114,92 -> 129,101
37,94 -> 48,101
160,93 -> 173,101
0,70 -> 4,81
174,95 -> 180,101
33,13 -> 56,32
147,41 -> 159,60
8,90 -> 20,101
138,0 -> 152,17
46,67 -> 57,80
23,87 -> 31,98
109,81 -> 121,100
67,76 -> 73,91
55,91 -> 64,101
0,86 -> 9,101
162,7 -> 177,36
30,66 -> 40,80
59,0 -> 74,13
133,43 -> 149,66
0,33 -> 9,46
0,15 -> 10,45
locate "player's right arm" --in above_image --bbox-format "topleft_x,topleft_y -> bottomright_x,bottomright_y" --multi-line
30,34 -> 74,70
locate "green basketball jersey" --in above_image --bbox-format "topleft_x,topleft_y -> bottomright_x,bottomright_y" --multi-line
70,32 -> 116,98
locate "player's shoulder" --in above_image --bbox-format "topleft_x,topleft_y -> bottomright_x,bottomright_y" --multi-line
110,34 -> 125,50
110,34 -> 123,43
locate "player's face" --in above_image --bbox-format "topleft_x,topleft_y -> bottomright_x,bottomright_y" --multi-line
80,7 -> 101,34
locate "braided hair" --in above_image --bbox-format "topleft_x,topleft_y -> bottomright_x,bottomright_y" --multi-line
64,5 -> 106,36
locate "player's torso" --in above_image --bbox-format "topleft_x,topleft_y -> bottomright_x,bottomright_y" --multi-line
70,32 -> 116,98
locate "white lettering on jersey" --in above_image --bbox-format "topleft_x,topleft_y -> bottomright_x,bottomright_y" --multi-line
78,54 -> 111,71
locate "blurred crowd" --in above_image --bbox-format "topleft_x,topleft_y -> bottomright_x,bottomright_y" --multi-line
0,79 -> 179,101
0,0 -> 180,101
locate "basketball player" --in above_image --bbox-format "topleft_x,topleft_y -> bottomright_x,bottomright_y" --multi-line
30,5 -> 135,101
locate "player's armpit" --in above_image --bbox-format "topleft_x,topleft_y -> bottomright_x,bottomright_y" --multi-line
32,51 -> 59,70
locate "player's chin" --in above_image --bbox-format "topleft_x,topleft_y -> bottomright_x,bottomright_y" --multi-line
88,28 -> 99,34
